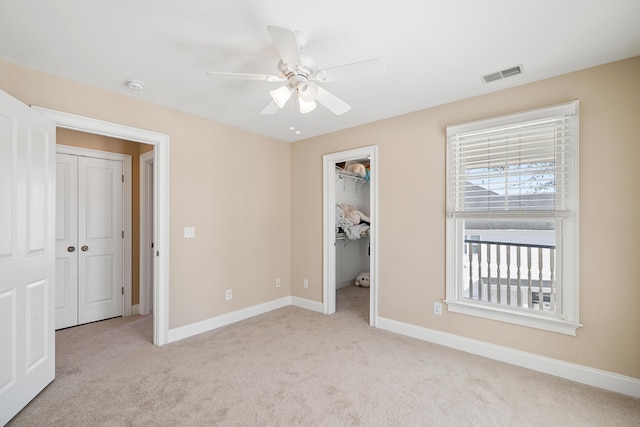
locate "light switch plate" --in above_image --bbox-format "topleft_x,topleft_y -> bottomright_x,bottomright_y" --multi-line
184,227 -> 195,238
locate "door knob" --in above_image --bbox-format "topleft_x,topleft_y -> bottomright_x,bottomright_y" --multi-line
67,246 -> 75,252
81,245 -> 89,252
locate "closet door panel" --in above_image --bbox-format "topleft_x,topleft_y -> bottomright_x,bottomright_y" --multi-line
77,157 -> 123,325
54,153 -> 78,330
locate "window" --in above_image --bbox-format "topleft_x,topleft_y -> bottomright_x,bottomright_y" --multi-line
445,102 -> 580,335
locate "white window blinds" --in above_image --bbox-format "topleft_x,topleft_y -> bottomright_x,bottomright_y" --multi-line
447,101 -> 578,218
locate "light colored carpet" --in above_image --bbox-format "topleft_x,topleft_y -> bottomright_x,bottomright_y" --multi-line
8,286 -> 640,426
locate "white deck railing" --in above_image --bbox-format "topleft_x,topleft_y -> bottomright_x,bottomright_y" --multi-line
463,240 -> 556,312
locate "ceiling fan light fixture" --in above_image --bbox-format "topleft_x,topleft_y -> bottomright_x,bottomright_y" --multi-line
270,86 -> 292,108
298,82 -> 319,102
299,97 -> 317,114
206,25 -> 370,118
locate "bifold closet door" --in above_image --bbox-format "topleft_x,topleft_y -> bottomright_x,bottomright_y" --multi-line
55,153 -> 124,329
55,153 -> 79,330
77,156 -> 124,325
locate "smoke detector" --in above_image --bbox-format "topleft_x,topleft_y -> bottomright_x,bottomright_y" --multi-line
125,79 -> 145,91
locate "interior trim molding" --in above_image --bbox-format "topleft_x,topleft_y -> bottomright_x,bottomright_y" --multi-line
290,296 -> 323,313
32,106 -> 170,345
168,297 -> 291,343
139,150 -> 154,317
168,296 -> 323,343
322,145 -> 378,326
376,316 -> 640,399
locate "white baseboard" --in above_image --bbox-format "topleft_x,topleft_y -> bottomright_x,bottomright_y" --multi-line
337,280 -> 353,290
168,296 -> 323,344
168,297 -> 290,343
290,296 -> 324,312
131,304 -> 139,315
376,316 -> 640,399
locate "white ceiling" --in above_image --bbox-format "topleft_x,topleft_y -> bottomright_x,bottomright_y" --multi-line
1,1 -> 639,142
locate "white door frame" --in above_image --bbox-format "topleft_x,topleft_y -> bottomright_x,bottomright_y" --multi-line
32,106 -> 170,346
323,145 -> 378,326
139,150 -> 154,316
56,145 -> 132,319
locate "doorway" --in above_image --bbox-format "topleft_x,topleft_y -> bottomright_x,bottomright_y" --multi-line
55,148 -> 128,329
33,106 -> 170,345
323,146 -> 378,326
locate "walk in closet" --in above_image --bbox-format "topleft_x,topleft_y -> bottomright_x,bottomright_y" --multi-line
335,159 -> 371,289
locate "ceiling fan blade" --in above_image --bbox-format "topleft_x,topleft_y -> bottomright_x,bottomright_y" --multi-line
316,58 -> 385,82
206,71 -> 283,82
267,25 -> 301,66
315,86 -> 351,115
260,100 -> 280,115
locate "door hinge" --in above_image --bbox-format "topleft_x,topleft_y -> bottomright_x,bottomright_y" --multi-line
122,174 -> 125,183
122,230 -> 124,239
121,286 -> 124,295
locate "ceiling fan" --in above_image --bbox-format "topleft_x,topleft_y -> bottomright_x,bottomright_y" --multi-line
206,25 -> 384,116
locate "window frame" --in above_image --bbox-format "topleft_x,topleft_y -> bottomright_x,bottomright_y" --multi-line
445,102 -> 581,335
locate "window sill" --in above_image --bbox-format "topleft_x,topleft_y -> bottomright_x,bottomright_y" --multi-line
444,300 -> 582,336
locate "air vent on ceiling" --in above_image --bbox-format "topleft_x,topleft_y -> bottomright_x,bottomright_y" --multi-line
481,65 -> 522,83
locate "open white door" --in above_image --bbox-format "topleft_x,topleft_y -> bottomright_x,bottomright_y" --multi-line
0,91 -> 56,424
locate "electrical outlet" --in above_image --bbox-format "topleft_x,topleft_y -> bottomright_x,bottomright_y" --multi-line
303,279 -> 308,289
433,302 -> 442,316
184,227 -> 195,238
276,278 -> 281,288
226,289 -> 232,300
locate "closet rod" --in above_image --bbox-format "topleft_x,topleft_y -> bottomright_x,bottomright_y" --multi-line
335,167 -> 366,183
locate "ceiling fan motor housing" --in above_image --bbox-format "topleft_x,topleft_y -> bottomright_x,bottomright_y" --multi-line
278,54 -> 317,90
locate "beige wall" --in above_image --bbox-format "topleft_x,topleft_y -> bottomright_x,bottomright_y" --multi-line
1,56 -> 638,380
0,58 -> 292,329
291,56 -> 640,379
56,128 -> 152,305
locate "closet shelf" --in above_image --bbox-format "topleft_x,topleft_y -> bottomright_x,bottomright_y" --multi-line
336,230 -> 370,240
336,230 -> 369,248
335,166 -> 367,183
